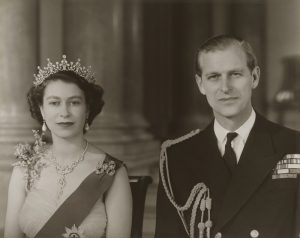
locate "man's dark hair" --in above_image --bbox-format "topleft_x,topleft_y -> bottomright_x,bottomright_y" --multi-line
195,35 -> 258,76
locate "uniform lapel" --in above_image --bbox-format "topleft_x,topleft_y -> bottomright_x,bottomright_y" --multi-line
197,122 -> 231,182
196,122 -> 232,221
213,115 -> 283,232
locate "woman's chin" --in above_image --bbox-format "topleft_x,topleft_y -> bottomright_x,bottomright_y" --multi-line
51,130 -> 83,140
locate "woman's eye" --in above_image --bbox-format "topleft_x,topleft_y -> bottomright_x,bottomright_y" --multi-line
49,101 -> 60,106
70,101 -> 81,105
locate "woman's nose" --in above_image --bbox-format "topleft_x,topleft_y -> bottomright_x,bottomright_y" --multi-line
59,103 -> 70,117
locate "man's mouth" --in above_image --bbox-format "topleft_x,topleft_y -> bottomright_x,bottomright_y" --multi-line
219,97 -> 238,101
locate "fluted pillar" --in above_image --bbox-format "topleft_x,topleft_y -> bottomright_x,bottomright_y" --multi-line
266,0 -> 300,130
63,0 -> 160,174
211,0 -> 232,35
170,2 -> 213,136
230,0 -> 266,112
0,0 -> 38,233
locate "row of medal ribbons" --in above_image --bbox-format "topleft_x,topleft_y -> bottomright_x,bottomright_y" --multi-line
272,154 -> 300,179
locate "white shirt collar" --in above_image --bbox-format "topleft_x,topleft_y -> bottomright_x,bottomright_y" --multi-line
214,109 -> 256,145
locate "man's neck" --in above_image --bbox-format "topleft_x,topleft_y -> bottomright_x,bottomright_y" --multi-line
214,108 -> 253,131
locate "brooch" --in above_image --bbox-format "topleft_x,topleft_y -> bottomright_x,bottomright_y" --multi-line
13,130 -> 47,190
95,159 -> 116,176
62,224 -> 85,238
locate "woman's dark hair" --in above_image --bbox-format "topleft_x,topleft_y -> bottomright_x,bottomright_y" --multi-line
27,71 -> 104,127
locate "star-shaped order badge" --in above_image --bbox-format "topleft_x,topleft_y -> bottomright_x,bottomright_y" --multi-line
62,224 -> 85,238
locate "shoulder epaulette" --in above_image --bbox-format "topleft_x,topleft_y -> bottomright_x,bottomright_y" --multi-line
161,129 -> 200,150
159,128 -> 211,238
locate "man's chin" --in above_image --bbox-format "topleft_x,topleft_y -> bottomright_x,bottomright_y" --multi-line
215,107 -> 252,124
215,109 -> 240,119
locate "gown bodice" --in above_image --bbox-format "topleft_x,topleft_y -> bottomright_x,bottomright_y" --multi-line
17,156 -> 107,238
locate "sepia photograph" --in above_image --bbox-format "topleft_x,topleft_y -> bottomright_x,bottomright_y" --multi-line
0,0 -> 300,237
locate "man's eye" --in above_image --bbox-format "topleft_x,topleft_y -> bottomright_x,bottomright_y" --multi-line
231,72 -> 242,77
207,75 -> 218,80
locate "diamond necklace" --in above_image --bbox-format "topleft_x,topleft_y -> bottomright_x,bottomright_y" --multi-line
50,140 -> 88,199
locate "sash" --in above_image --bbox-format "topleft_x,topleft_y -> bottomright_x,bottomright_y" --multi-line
35,155 -> 122,238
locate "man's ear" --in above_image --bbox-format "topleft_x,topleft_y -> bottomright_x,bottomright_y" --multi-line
251,66 -> 260,89
195,74 -> 206,95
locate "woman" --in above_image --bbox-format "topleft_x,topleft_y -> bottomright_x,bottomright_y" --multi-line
4,55 -> 132,238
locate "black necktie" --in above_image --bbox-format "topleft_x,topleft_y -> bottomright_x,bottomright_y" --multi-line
223,132 -> 238,174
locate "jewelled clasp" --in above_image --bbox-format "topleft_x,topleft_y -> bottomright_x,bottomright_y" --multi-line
95,160 -> 116,176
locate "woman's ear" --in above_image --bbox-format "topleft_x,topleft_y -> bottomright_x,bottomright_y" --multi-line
195,74 -> 206,95
86,107 -> 90,121
39,105 -> 45,119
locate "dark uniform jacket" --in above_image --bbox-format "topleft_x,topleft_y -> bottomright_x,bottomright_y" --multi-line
155,114 -> 300,238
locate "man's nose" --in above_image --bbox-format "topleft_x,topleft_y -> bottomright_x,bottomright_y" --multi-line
220,75 -> 231,92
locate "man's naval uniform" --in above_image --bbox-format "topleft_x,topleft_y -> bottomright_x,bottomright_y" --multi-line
155,113 -> 300,238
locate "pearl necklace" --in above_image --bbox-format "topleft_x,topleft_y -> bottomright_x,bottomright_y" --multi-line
50,141 -> 89,199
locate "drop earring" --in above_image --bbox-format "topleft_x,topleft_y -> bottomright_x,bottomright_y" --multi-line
42,120 -> 47,133
84,122 -> 90,131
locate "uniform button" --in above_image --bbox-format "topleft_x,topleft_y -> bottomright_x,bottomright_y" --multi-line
250,229 -> 259,238
215,232 -> 222,238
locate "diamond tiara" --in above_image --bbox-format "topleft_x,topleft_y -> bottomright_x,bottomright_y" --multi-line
33,55 -> 96,87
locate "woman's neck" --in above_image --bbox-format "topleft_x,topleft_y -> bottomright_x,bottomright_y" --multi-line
51,135 -> 87,164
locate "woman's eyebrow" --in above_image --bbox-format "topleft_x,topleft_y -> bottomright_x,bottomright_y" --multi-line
68,96 -> 83,99
45,95 -> 83,100
45,96 -> 60,100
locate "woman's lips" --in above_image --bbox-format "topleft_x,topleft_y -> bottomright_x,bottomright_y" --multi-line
56,122 -> 74,127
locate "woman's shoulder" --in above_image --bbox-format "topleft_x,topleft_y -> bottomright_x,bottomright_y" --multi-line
86,143 -> 125,177
87,143 -> 124,165
13,130 -> 47,162
13,130 -> 50,190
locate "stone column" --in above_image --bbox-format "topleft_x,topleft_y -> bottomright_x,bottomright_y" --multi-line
63,0 -> 160,174
211,0 -> 232,35
170,2 -> 213,136
230,0 -> 267,112
0,0 -> 38,233
266,0 -> 300,128
39,0 -> 63,64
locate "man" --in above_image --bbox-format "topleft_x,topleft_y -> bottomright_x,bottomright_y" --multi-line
155,35 -> 300,238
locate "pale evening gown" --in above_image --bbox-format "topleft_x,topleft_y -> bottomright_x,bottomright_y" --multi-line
16,154 -> 108,238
